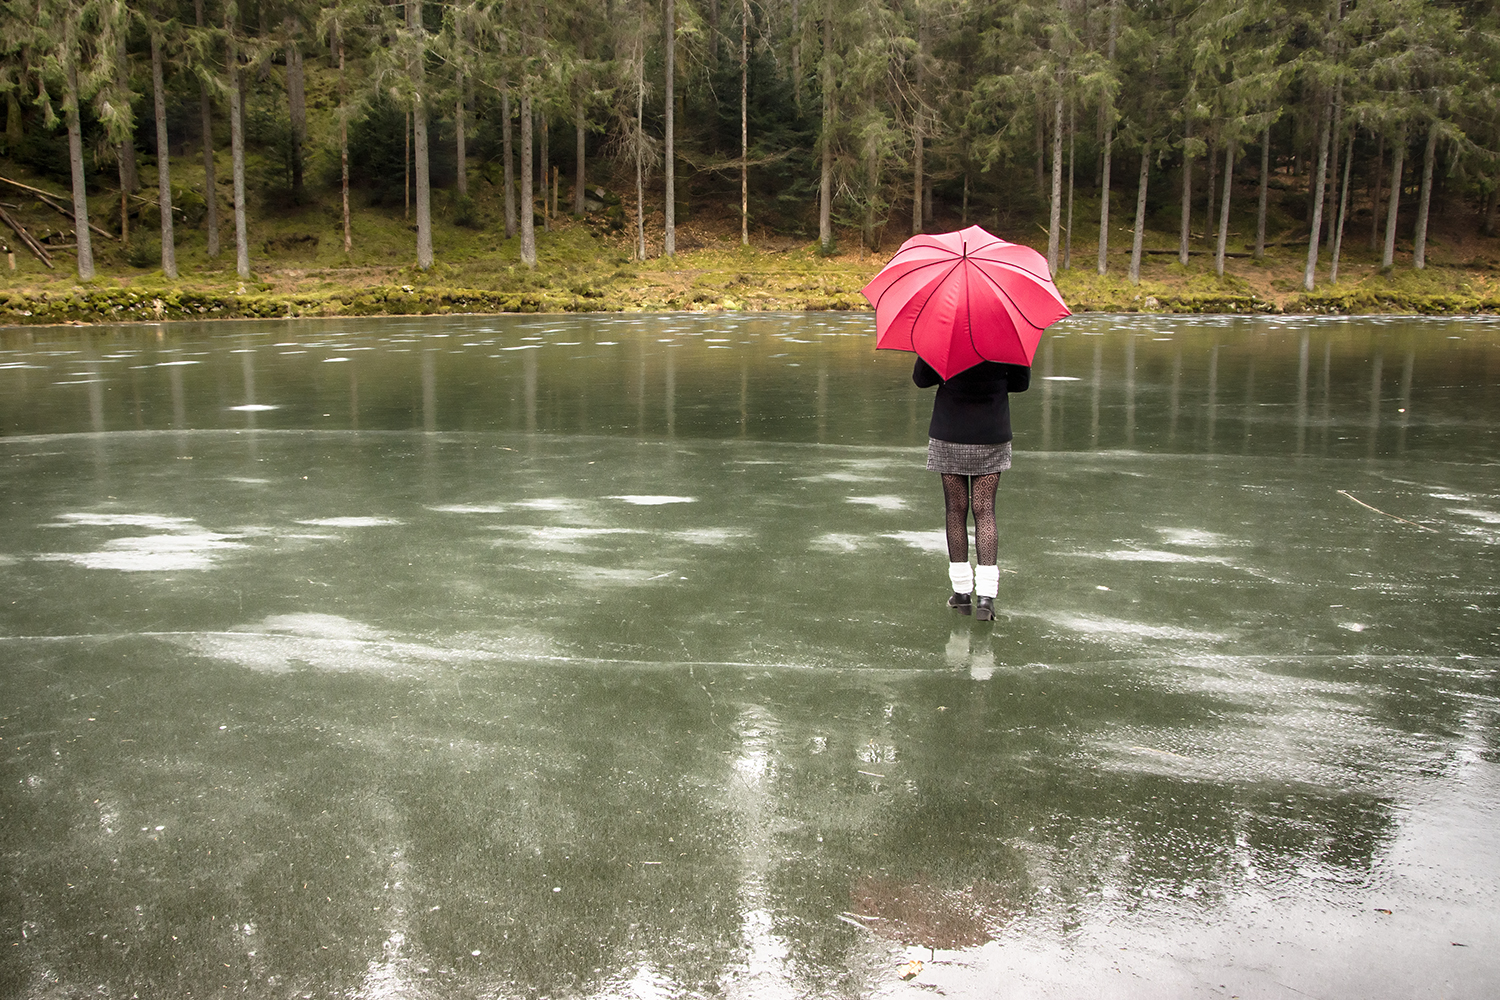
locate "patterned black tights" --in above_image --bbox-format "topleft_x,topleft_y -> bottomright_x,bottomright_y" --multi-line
941,473 -> 999,566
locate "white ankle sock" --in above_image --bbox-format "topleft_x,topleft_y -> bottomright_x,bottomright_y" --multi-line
975,564 -> 1000,598
948,562 -> 974,595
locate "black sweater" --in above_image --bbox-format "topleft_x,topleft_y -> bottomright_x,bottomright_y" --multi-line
913,358 -> 1031,445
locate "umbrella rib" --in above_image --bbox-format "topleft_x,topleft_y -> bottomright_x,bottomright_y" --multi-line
969,262 -> 1040,335
868,256 -> 958,312
900,258 -> 966,342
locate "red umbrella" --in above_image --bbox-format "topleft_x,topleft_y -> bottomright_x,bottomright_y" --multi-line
860,225 -> 1071,380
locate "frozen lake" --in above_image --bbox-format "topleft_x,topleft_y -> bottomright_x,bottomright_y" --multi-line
1,312 -> 1497,998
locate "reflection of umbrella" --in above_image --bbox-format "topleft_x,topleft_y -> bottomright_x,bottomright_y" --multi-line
860,225 -> 1070,380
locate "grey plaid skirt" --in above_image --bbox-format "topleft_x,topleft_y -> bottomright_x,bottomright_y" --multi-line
926,438 -> 1013,475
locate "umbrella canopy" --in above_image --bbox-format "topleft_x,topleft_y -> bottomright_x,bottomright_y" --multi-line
860,225 -> 1070,380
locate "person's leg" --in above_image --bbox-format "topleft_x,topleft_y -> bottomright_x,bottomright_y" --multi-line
971,473 -> 999,565
941,473 -> 974,609
970,473 -> 1001,620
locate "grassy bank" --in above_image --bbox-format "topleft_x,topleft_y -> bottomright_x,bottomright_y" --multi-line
3,155 -> 1499,326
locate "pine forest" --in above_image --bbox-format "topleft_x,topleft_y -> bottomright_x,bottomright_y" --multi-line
1,0 -> 1498,317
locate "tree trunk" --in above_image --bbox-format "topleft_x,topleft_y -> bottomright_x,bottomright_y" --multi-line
740,0 -> 748,245
1178,117 -> 1192,265
540,111 -> 549,232
227,23 -> 250,279
502,87 -> 516,238
1485,180 -> 1498,238
635,43 -> 646,260
455,75 -> 468,197
1034,110 -> 1045,196
709,0 -> 720,66
410,0 -> 432,268
195,0 -> 219,258
520,94 -> 535,266
6,91 -> 22,147
663,0 -> 676,257
115,42 -> 139,195
404,111 -> 410,219
1129,141 -> 1149,284
1330,130 -> 1354,282
911,131 -> 923,237
1098,125 -> 1112,274
1096,0 -> 1119,275
1324,89 -> 1341,247
863,138 -> 878,252
1381,125 -> 1405,270
1204,137 -> 1216,242
64,55 -> 95,281
791,0 -> 802,108
1303,97 -> 1331,291
817,0 -> 832,252
287,34 -> 305,197
1412,123 -> 1438,269
1254,124 -> 1269,259
1047,90 -> 1063,274
912,8 -> 924,237
1064,97 -> 1074,270
334,24 -> 350,252
1214,140 -> 1233,277
574,97 -> 586,216
150,30 -> 177,278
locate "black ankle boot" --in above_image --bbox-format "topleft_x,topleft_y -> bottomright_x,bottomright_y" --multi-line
975,596 -> 995,621
947,591 -> 972,615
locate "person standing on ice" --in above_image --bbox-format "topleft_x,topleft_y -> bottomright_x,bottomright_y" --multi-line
860,225 -> 1066,621
913,356 -> 1031,621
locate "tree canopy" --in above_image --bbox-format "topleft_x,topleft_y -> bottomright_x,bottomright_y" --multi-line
2,0 -> 1496,280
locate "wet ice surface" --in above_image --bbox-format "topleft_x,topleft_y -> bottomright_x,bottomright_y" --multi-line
1,314 -> 1498,998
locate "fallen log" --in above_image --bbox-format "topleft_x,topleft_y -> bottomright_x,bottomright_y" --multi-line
0,205 -> 54,268
0,174 -> 118,241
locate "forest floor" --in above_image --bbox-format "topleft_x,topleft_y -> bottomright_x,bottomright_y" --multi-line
2,154 -> 1500,326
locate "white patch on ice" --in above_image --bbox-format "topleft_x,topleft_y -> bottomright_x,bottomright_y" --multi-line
810,533 -> 865,552
181,614 -> 502,674
1156,528 -> 1234,547
514,498 -> 578,511
429,503 -> 511,514
880,530 -> 950,554
294,517 -> 402,527
1048,612 -> 1228,644
260,614 -> 386,641
36,530 -> 245,572
797,471 -> 891,483
669,528 -> 748,546
1088,549 -> 1228,564
48,512 -> 198,530
568,566 -> 678,586
229,404 -> 278,412
1449,508 -> 1500,524
846,495 -> 908,511
608,495 -> 696,505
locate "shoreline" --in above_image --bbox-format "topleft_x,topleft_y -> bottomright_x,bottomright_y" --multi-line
4,271 -> 1499,328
